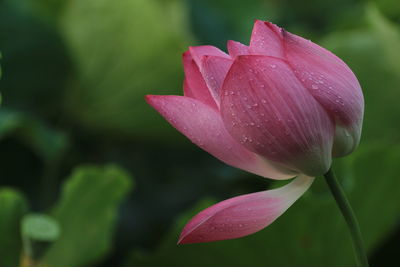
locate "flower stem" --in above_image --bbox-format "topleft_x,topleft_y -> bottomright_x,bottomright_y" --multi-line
324,167 -> 369,267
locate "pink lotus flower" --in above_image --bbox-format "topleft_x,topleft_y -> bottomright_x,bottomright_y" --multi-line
146,20 -> 364,244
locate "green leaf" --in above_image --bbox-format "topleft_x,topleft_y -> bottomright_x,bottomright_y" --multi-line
366,3 -> 400,75
42,165 -> 133,267
61,0 -> 192,140
0,188 -> 28,267
21,214 -> 60,242
125,143 -> 400,267
21,213 -> 60,260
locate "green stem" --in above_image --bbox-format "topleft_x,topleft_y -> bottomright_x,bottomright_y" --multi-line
324,167 -> 369,267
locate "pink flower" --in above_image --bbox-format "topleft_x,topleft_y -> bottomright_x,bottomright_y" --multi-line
146,20 -> 363,244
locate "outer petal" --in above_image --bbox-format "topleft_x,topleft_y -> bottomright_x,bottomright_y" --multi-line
189,45 -> 230,68
178,174 -> 314,244
220,55 -> 335,177
227,40 -> 250,57
200,55 -> 233,104
146,95 -> 295,180
249,20 -> 284,59
282,31 -> 364,156
182,51 -> 218,109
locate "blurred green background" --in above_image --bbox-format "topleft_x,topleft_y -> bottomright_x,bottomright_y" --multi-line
0,0 -> 399,266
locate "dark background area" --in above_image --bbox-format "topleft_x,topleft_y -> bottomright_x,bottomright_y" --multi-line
0,0 -> 399,266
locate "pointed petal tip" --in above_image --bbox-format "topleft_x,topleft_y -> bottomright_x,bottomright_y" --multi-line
144,94 -> 156,104
145,94 -> 165,105
177,236 -> 185,245
182,50 -> 190,59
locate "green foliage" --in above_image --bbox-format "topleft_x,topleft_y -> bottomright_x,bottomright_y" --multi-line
60,0 -> 192,139
1,0 -> 400,266
0,0 -> 70,114
41,165 -> 133,267
366,3 -> 400,75
0,188 -> 28,267
21,214 -> 60,242
21,213 -> 60,261
125,143 -> 400,267
188,0 -> 272,46
0,109 -> 67,162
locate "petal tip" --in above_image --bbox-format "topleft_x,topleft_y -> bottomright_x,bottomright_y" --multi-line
144,94 -> 155,104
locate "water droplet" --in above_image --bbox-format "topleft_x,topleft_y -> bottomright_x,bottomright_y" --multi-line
270,64 -> 277,69
261,99 -> 267,104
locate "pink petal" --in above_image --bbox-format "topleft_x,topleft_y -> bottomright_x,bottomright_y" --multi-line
227,40 -> 250,57
182,51 -> 218,109
178,174 -> 314,244
220,55 -> 335,177
200,55 -> 233,104
189,45 -> 230,68
282,31 -> 364,156
146,95 -> 295,180
249,20 -> 285,59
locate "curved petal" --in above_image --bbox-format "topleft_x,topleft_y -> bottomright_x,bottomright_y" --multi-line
178,175 -> 314,244
189,45 -> 230,68
146,95 -> 295,179
220,55 -> 334,177
282,30 -> 364,156
200,55 -> 233,104
227,40 -> 250,57
249,20 -> 285,59
182,51 -> 218,109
